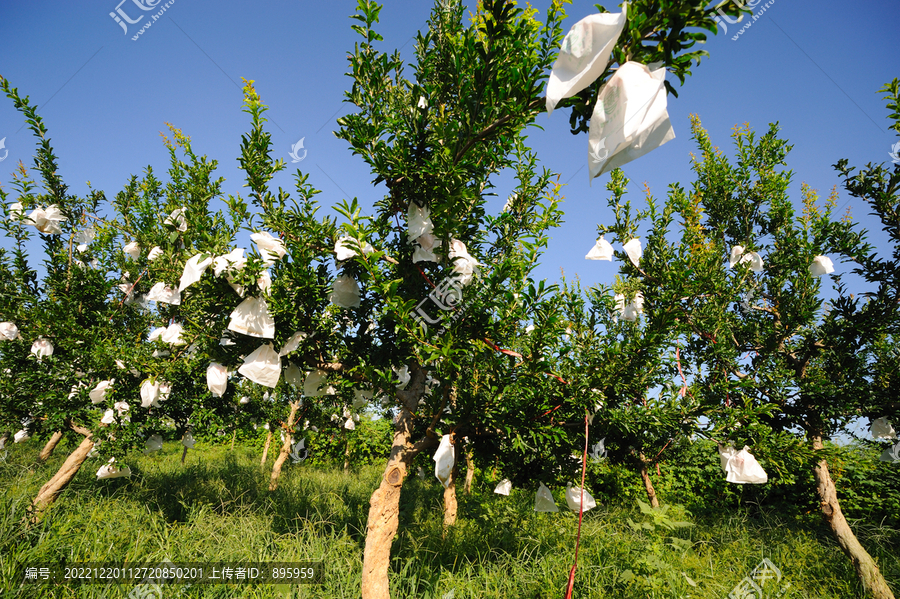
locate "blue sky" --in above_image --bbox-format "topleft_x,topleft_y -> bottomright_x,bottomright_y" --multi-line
1,0 -> 898,293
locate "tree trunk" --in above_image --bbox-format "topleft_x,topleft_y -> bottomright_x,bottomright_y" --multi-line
38,431 -> 64,462
639,455 -> 660,508
442,458 -> 458,529
343,436 -> 351,473
30,433 -> 94,523
812,436 -> 895,599
361,406 -> 419,599
361,364 -> 436,599
463,447 -> 475,495
260,429 -> 272,467
268,402 -> 299,491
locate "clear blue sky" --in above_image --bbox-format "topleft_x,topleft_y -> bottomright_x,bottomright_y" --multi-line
1,0 -> 898,292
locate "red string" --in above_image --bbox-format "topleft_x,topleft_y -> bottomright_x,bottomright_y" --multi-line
416,264 -> 436,289
676,347 -> 687,397
564,412 -> 590,599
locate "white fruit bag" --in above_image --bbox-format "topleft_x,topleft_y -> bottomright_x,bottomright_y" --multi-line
565,482 -> 597,513
545,7 -> 628,115
238,343 -> 281,388
589,61 -> 675,179
434,434 -> 455,488
534,482 -> 559,512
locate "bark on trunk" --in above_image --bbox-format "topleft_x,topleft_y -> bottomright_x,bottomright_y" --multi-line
30,434 -> 94,523
260,429 -> 272,467
268,402 -> 299,492
38,431 -> 64,462
361,364 -> 436,599
463,448 -> 475,495
812,436 -> 895,599
343,437 -> 351,473
639,455 -> 660,508
442,460 -> 458,529
361,407 -> 418,599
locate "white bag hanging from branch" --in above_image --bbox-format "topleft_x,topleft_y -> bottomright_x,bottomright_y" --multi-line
545,6 -> 628,115
728,246 -> 764,272
408,202 -> 434,242
448,239 -> 480,286
393,365 -> 411,390
718,444 -> 768,484
148,246 -> 163,261
335,235 -> 374,261
623,238 -> 642,267
179,253 -> 214,292
146,282 -> 181,305
585,236 -> 614,261
534,482 -> 559,512
89,380 -> 114,405
588,61 -> 675,179
213,247 -> 246,276
0,322 -> 21,340
304,369 -> 335,397
330,274 -> 361,308
26,204 -> 67,234
258,270 -> 272,293
164,207 -> 188,232
30,337 -> 53,360
413,233 -> 442,263
228,296 -> 275,339
123,241 -> 141,261
284,363 -> 305,388
565,482 -> 597,513
494,479 -> 512,496
144,434 -> 163,454
74,227 -> 95,252
250,231 -> 287,265
160,323 -> 186,345
278,331 -> 308,357
238,343 -> 281,388
870,417 -> 897,440
614,292 -> 644,322
140,378 -> 164,409
810,255 -> 835,277
207,362 -> 228,397
434,434 -> 455,488
100,409 -> 116,425
96,458 -> 131,480
182,432 -> 195,449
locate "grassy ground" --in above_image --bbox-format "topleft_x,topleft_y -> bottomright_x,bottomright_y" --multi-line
1,439 -> 898,598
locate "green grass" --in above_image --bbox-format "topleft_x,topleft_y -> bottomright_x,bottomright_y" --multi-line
1,439 -> 898,598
